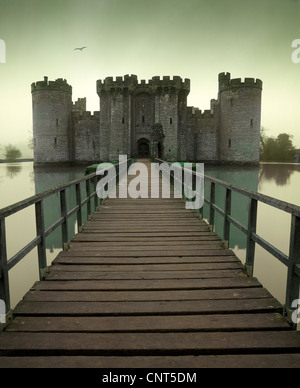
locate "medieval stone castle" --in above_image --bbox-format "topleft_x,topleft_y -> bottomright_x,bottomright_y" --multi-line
31,72 -> 262,165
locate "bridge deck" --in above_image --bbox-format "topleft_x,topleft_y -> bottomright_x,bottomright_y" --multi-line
0,161 -> 300,368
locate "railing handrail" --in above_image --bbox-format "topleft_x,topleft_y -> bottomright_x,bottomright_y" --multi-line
0,158 -> 132,220
154,159 -> 300,217
203,174 -> 300,217
0,172 -> 96,220
155,158 -> 300,326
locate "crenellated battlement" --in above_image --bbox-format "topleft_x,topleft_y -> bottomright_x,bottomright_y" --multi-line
31,76 -> 72,93
72,110 -> 100,121
149,75 -> 190,91
218,72 -> 262,91
97,74 -> 190,95
97,74 -> 138,94
72,98 -> 87,112
187,106 -> 214,118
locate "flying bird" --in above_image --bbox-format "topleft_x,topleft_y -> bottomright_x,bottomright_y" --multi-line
74,47 -> 87,51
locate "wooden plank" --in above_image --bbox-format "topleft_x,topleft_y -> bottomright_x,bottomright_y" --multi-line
45,269 -> 246,281
72,235 -> 221,242
53,255 -> 241,265
68,243 -> 224,251
12,298 -> 282,316
56,250 -> 227,257
2,354 -> 300,368
54,249 -> 235,258
49,262 -> 245,272
80,227 -> 211,233
31,277 -> 262,291
6,313 -> 290,333
70,241 -> 223,247
96,209 -> 195,214
23,287 -> 274,302
88,214 -> 199,219
80,230 -> 215,236
1,331 -> 300,356
85,217 -> 206,225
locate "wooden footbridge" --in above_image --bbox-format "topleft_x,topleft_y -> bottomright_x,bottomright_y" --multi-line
0,159 -> 300,368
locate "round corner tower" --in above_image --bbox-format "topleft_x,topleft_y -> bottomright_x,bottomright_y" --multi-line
218,72 -> 263,163
31,76 -> 73,165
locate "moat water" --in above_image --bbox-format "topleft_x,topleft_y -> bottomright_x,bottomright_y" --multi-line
0,161 -> 300,309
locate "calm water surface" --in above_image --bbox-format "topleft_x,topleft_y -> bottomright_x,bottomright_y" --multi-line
0,161 -> 299,309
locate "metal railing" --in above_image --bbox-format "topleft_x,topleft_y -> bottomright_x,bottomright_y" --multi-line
0,158 -> 131,328
155,159 -> 300,327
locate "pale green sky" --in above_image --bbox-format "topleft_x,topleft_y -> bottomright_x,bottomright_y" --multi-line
0,0 -> 300,152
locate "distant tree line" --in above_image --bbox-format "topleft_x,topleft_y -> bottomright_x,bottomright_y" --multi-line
260,128 -> 296,162
1,144 -> 22,160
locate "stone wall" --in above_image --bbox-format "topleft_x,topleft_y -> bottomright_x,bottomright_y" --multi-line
72,111 -> 100,163
186,107 -> 218,162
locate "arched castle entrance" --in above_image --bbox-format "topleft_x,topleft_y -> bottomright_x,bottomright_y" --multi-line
137,138 -> 150,158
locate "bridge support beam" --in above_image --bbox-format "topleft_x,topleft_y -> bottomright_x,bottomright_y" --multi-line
245,198 -> 258,277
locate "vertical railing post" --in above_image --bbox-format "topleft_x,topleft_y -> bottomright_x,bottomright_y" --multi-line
209,182 -> 215,230
86,179 -> 91,220
35,199 -> 47,279
0,218 -> 10,313
93,175 -> 99,210
60,189 -> 69,250
192,173 -> 199,217
181,166 -> 186,201
223,188 -> 232,248
76,183 -> 82,233
245,197 -> 258,277
285,214 -> 300,325
197,172 -> 204,220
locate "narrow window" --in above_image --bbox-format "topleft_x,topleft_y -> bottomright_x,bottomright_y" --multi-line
122,117 -> 125,124
56,118 -> 59,126
54,137 -> 57,146
170,118 -> 173,125
142,100 -> 145,107
228,139 -> 231,147
142,115 -> 145,124
250,118 -> 253,127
